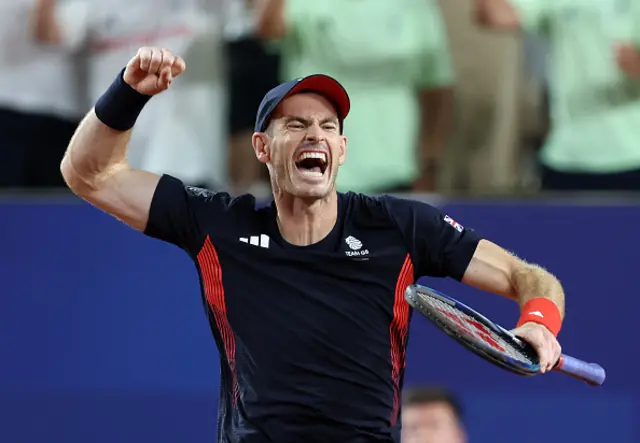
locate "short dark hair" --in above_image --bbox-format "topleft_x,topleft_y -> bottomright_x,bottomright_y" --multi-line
402,386 -> 464,420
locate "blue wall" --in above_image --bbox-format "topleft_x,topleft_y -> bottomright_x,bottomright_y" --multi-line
0,196 -> 637,442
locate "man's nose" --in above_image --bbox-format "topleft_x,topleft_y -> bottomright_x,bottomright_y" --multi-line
304,123 -> 325,142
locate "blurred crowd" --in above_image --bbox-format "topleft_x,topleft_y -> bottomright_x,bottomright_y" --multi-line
2,0 -> 640,196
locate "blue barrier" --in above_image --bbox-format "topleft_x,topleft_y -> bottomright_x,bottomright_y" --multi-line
0,196 -> 637,442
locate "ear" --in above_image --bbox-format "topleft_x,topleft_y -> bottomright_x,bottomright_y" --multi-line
337,135 -> 347,166
252,132 -> 271,164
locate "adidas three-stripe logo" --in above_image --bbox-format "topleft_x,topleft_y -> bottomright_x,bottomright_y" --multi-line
239,234 -> 270,248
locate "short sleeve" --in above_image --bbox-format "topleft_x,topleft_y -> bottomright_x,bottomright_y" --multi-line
382,196 -> 481,281
418,1 -> 455,88
144,174 -> 234,254
508,0 -> 551,34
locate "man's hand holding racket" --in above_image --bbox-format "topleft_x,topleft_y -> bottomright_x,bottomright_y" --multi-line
510,322 -> 562,373
405,285 -> 606,386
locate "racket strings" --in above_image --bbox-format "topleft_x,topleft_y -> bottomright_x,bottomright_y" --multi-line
420,295 -> 534,365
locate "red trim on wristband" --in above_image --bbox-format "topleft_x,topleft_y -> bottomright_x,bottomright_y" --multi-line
516,298 -> 562,337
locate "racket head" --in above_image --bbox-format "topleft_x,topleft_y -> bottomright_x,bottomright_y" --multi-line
405,284 -> 541,376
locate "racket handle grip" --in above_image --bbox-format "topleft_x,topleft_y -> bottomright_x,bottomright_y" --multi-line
554,354 -> 606,386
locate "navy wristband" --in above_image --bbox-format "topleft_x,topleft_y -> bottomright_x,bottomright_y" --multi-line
94,68 -> 152,131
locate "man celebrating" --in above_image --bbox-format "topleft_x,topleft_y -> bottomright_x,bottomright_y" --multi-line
61,47 -> 565,442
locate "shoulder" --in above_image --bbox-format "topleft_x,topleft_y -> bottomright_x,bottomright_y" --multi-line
340,192 -> 440,225
343,192 -> 440,212
154,175 -> 264,221
340,191 -> 388,218
187,186 -> 261,210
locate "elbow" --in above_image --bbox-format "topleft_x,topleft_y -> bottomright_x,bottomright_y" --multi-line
60,155 -> 97,198
60,156 -> 85,195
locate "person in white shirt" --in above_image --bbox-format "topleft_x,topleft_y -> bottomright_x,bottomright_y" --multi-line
33,0 -> 228,189
0,0 -> 83,188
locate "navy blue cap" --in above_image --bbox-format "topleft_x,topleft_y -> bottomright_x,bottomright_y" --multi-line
254,74 -> 351,133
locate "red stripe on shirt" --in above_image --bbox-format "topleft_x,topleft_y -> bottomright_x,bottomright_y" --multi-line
197,236 -> 239,405
389,254 -> 414,425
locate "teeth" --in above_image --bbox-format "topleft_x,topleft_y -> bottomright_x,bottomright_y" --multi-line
301,170 -> 323,177
296,151 -> 327,164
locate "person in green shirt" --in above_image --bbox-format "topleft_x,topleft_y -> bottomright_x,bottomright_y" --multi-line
256,0 -> 454,193
476,0 -> 640,191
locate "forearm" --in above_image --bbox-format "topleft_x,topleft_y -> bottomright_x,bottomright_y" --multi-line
61,109 -> 161,231
511,263 -> 565,318
61,110 -> 132,193
64,46 -> 182,232
30,0 -> 62,44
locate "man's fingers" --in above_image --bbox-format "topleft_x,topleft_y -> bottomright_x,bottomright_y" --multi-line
126,54 -> 141,70
513,323 -> 564,374
552,341 -> 562,370
138,47 -> 153,72
543,332 -> 558,372
157,68 -> 173,90
544,341 -> 555,372
148,48 -> 164,75
533,333 -> 552,372
171,56 -> 186,77
542,334 -> 562,373
124,47 -> 184,93
136,47 -> 164,74
160,49 -> 175,73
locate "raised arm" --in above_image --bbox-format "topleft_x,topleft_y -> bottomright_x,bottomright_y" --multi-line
61,47 -> 186,232
462,239 -> 564,371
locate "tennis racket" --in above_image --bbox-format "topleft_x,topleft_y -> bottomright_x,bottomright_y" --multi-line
405,284 -> 606,386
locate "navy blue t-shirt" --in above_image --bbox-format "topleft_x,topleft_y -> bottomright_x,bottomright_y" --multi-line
144,174 -> 482,443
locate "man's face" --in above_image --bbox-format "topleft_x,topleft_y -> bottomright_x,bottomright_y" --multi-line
402,402 -> 466,443
252,92 -> 347,199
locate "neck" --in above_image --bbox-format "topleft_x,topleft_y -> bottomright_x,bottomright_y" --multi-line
273,191 -> 339,246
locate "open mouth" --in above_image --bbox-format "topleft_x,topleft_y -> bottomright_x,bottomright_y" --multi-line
294,151 -> 328,177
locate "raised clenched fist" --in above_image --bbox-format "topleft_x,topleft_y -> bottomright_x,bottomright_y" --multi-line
123,47 -> 186,96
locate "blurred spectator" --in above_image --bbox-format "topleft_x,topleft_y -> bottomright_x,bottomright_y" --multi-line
476,0 -> 640,191
33,0 -> 228,189
402,386 -> 467,443
522,34 -> 552,186
0,0 -> 82,189
256,0 -> 454,194
436,0 -> 545,193
224,0 -> 279,196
